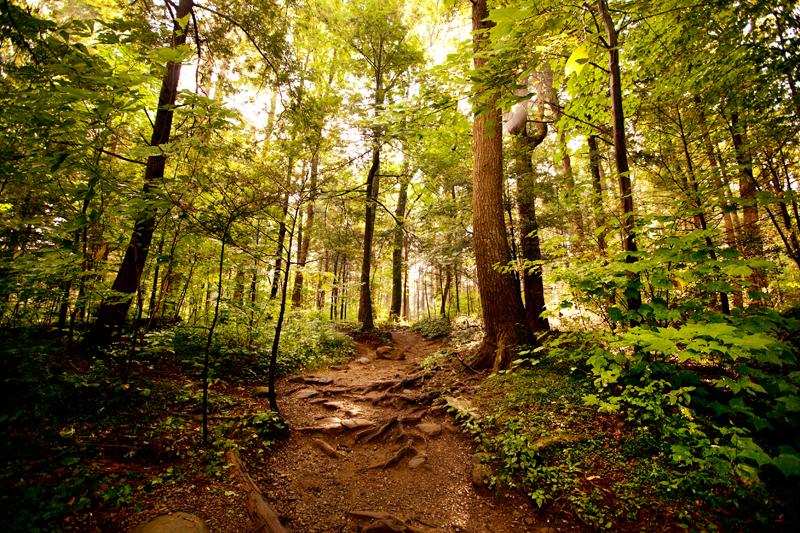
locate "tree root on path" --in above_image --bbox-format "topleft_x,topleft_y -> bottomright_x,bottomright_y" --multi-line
353,408 -> 428,444
366,440 -> 421,470
348,511 -> 426,533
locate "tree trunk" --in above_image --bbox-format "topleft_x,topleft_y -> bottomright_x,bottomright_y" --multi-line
291,151 -> 319,308
270,189 -> 291,301
515,122 -> 550,333
587,135 -> 608,253
598,0 -> 640,323
390,155 -> 409,320
358,146 -> 380,330
469,0 -> 534,372
730,112 -> 763,258
84,0 -> 194,349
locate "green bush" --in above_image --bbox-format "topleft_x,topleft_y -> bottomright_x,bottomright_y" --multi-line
411,315 -> 451,338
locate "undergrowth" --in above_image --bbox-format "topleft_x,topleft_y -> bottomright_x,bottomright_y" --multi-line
0,313 -> 350,531
457,323 -> 799,532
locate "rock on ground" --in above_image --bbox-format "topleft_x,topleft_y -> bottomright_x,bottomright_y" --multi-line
375,346 -> 405,360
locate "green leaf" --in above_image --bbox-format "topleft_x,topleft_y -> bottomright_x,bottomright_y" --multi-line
773,452 -> 800,477
565,45 -> 589,77
777,395 -> 800,412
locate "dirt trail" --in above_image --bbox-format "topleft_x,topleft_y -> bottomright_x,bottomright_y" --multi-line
251,328 -> 560,533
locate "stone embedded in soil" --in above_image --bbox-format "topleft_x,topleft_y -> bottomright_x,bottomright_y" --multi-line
408,452 -> 428,470
356,357 -> 371,364
472,463 -> 491,488
362,391 -> 383,402
252,386 -> 270,398
341,418 -> 376,429
375,346 -> 406,360
129,512 -> 209,533
312,438 -> 344,459
472,452 -> 486,465
445,396 -> 481,420
295,388 -> 320,399
416,423 -> 442,437
322,401 -> 344,410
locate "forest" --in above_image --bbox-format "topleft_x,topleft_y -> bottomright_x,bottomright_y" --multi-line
1,0 -> 799,531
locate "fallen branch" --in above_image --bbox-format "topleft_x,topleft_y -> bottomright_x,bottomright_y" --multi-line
225,449 -> 288,533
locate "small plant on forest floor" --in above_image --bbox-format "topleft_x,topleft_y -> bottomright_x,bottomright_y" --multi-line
411,315 -> 451,338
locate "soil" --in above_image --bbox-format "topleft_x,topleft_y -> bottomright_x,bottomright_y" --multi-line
117,328 -> 577,533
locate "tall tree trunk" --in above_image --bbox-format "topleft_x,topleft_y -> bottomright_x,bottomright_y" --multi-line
695,97 -> 738,251
469,0 -> 534,372
390,154 -> 409,320
587,135 -> 608,253
403,245 -> 410,321
270,189 -> 291,300
84,0 -> 194,349
516,126 -> 550,333
730,112 -> 763,258
268,205 -> 298,413
598,0 -> 640,323
358,146 -> 380,330
148,232 -> 166,320
542,67 -> 583,241
676,110 -> 730,315
291,151 -> 319,308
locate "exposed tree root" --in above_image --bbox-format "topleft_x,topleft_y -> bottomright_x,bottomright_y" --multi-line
366,439 -> 420,470
353,408 -> 429,444
348,511 -> 425,533
351,372 -> 432,394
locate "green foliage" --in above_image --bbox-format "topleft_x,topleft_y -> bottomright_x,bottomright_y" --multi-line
411,315 -> 451,338
173,313 -> 355,380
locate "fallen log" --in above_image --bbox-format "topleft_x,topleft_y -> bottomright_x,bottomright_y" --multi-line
225,449 -> 288,533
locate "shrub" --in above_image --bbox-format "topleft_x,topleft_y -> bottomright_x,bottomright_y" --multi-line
411,315 -> 451,338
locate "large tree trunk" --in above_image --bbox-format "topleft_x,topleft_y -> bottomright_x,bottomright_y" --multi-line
598,0 -> 640,323
469,0 -> 534,372
390,154 -> 409,320
358,143 -> 381,330
515,120 -> 550,333
358,66 -> 386,331
84,0 -> 194,349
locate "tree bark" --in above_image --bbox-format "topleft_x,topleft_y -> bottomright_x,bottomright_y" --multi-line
516,124 -> 550,333
390,154 -> 409,320
291,150 -> 319,308
358,145 -> 380,330
84,0 -> 194,349
270,189 -> 291,301
587,135 -> 608,253
469,0 -> 534,372
598,0 -> 640,323
730,112 -> 763,258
